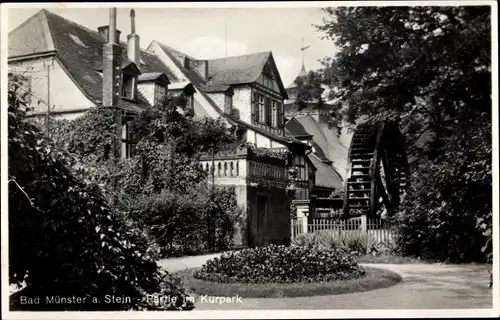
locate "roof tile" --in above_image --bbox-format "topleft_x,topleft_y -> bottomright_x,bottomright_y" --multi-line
9,9 -> 178,107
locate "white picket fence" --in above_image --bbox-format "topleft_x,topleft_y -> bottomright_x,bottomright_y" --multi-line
291,216 -> 395,244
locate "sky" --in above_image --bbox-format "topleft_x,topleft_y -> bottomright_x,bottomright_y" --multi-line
7,5 -> 339,87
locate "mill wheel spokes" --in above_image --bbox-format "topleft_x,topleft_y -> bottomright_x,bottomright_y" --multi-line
343,121 -> 409,219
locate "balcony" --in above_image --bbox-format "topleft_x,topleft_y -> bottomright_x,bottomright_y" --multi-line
199,146 -> 288,188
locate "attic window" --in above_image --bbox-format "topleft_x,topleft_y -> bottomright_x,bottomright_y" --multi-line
224,94 -> 233,115
69,34 -> 87,48
154,83 -> 166,106
122,74 -> 134,100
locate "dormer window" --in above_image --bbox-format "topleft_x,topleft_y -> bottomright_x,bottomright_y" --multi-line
122,74 -> 134,100
224,94 -> 233,114
186,94 -> 194,110
137,72 -> 170,106
120,61 -> 141,101
154,83 -> 166,106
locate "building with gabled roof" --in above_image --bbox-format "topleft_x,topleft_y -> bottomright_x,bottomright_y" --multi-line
8,8 -> 324,247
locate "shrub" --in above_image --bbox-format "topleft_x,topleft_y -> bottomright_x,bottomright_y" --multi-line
8,89 -> 194,311
193,245 -> 365,283
128,184 -> 240,257
292,231 -> 382,255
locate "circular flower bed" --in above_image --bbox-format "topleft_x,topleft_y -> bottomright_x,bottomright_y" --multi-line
193,244 -> 365,284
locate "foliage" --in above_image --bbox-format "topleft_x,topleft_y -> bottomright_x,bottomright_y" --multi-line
239,142 -> 290,160
127,185 -> 241,257
43,94 -> 240,256
7,89 -> 194,311
293,71 -> 325,103
309,6 -> 492,262
292,231 -> 384,255
193,245 -> 365,284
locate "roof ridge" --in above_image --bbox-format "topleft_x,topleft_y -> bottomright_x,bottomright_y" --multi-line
207,51 -> 271,62
41,8 -> 148,52
38,9 -> 55,51
153,40 -> 199,60
41,9 -> 102,38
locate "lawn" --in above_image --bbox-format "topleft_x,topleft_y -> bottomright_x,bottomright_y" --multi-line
355,254 -> 437,264
174,266 -> 402,298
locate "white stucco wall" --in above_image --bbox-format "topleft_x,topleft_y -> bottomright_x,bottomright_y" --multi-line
244,128 -> 286,149
232,87 -> 251,123
255,132 -> 271,148
137,82 -> 155,106
9,57 -> 96,115
207,92 -> 225,108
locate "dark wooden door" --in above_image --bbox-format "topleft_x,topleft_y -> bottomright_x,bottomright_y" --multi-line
256,195 -> 267,246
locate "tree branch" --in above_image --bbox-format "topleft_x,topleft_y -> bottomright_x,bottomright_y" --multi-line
8,178 -> 43,213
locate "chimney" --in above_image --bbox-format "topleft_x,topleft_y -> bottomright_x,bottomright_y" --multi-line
102,8 -> 123,161
127,9 -> 140,67
102,8 -> 122,108
98,26 -> 121,43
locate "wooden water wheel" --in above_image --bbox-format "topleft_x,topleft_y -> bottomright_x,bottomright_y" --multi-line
343,121 -> 409,218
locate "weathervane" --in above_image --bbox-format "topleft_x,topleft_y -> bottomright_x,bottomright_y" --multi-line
300,38 -> 311,71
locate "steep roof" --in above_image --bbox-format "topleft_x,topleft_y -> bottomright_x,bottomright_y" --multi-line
153,40 -> 304,148
8,9 -> 55,57
206,52 -> 271,85
155,43 -> 287,98
137,72 -> 170,84
154,42 -> 207,86
308,152 -> 343,190
287,64 -> 308,89
9,10 -> 307,149
294,114 -> 350,175
285,117 -> 312,139
8,9 -> 177,107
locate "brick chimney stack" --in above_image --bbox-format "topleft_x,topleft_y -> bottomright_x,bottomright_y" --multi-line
102,8 -> 123,162
102,7 -> 122,107
127,9 -> 140,67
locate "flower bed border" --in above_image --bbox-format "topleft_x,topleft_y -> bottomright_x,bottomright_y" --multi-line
174,266 -> 402,299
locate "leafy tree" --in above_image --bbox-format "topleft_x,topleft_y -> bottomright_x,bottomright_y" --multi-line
44,94 -> 240,256
309,6 -> 492,261
7,88 -> 194,310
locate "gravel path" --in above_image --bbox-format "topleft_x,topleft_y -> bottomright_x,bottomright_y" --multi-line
158,254 -> 493,310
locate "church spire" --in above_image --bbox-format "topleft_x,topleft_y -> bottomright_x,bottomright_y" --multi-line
286,38 -> 311,89
300,38 -> 310,75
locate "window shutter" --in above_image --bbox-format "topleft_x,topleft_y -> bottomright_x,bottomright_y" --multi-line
251,91 -> 258,121
280,103 -> 284,129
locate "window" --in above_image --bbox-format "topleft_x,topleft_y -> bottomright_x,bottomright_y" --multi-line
224,94 -> 233,114
265,98 -> 272,125
277,102 -> 283,128
154,83 -> 166,106
265,75 -> 272,88
271,101 -> 277,127
122,74 -> 134,100
185,94 -> 194,110
258,95 -> 265,123
121,120 -> 135,159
